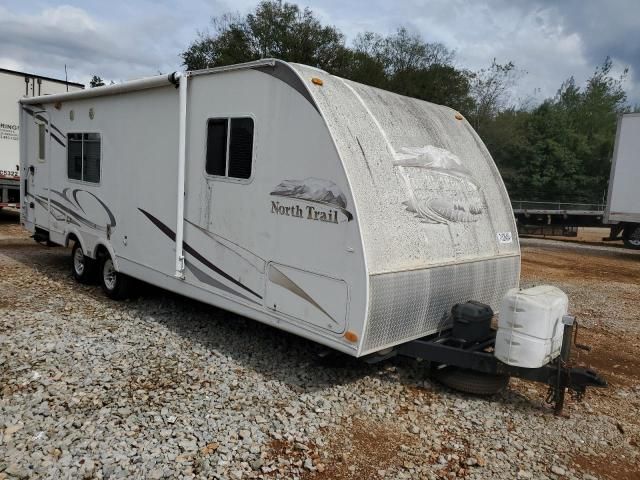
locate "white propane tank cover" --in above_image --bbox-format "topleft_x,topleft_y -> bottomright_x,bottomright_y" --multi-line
495,286 -> 569,368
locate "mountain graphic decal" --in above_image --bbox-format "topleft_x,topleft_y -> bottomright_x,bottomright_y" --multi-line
270,177 -> 353,221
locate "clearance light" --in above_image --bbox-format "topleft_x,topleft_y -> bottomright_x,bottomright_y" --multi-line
344,331 -> 358,343
311,77 -> 324,86
455,113 -> 464,120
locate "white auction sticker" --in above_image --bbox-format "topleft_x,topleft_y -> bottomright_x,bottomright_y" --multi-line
497,232 -> 513,244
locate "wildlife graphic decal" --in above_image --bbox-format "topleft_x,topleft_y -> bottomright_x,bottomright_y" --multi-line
393,145 -> 486,224
270,177 -> 353,223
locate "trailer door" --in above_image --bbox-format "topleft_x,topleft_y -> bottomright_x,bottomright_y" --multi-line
21,112 -> 46,229
182,109 -> 266,303
27,110 -> 63,234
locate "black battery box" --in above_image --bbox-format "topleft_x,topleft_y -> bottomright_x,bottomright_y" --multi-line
451,301 -> 494,342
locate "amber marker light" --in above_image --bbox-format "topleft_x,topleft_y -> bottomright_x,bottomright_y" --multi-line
311,77 -> 324,86
455,113 -> 464,120
344,331 -> 358,343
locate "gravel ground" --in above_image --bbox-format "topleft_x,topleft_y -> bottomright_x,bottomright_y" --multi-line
1,212 -> 639,480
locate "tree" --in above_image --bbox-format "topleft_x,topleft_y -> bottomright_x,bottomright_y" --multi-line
180,3 -> 633,205
89,75 -> 105,88
181,1 -> 348,72
390,65 -> 474,114
181,8 -> 474,109
503,58 -> 629,202
348,28 -> 473,111
469,60 -> 522,131
335,48 -> 388,89
353,28 -> 454,75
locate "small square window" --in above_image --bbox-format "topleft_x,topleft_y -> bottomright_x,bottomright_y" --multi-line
67,132 -> 101,183
205,117 -> 254,180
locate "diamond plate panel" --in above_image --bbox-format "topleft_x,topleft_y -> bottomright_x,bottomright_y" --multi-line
362,255 -> 520,354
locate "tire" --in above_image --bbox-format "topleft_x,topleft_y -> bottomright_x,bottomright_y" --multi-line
99,253 -> 134,300
71,242 -> 96,284
433,367 -> 509,395
622,225 -> 640,250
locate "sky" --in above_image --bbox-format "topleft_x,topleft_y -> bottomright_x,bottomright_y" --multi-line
1,0 -> 639,105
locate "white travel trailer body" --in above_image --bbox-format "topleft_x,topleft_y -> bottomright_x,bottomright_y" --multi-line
20,59 -> 519,356
1,68 -> 83,208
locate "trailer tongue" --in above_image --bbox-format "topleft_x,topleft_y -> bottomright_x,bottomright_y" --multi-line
401,314 -> 605,413
362,286 -> 607,414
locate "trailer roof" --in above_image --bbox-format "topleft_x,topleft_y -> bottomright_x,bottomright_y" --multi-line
19,59 -> 283,106
1,67 -> 84,88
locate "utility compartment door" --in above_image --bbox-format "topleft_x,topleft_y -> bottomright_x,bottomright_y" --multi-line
265,263 -> 348,334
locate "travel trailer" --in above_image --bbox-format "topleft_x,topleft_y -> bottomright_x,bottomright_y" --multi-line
20,59 -> 604,409
0,68 -> 83,209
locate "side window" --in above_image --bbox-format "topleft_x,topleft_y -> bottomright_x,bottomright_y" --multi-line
205,117 -> 254,180
205,119 -> 227,176
38,123 -> 46,161
67,133 -> 83,180
67,133 -> 101,183
228,118 -> 254,179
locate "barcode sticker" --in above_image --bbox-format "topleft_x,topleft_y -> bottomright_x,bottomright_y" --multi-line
497,232 -> 513,244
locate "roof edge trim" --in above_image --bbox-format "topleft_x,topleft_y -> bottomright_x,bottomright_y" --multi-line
0,67 -> 84,88
20,73 -> 177,105
187,59 -> 277,77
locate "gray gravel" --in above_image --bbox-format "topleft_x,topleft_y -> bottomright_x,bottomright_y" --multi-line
1,233 -> 638,479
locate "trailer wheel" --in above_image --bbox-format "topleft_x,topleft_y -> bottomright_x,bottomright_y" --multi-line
71,242 -> 96,284
622,225 -> 640,250
99,254 -> 134,300
433,367 -> 509,395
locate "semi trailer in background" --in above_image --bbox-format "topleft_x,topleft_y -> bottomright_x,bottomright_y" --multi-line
19,59 -> 605,411
0,68 -> 83,209
604,113 -> 640,248
513,113 -> 640,249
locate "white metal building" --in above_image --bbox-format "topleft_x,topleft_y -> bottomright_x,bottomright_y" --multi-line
1,68 -> 83,208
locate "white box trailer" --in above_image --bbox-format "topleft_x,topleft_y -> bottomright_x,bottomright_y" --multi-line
19,59 -> 521,357
0,68 -> 83,208
604,113 -> 640,248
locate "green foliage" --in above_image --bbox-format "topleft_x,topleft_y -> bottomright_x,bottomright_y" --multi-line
89,75 -> 105,88
390,65 -> 474,114
181,2 -> 633,203
181,2 -> 474,111
181,2 -> 348,72
470,60 -> 522,132
499,58 -> 629,202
